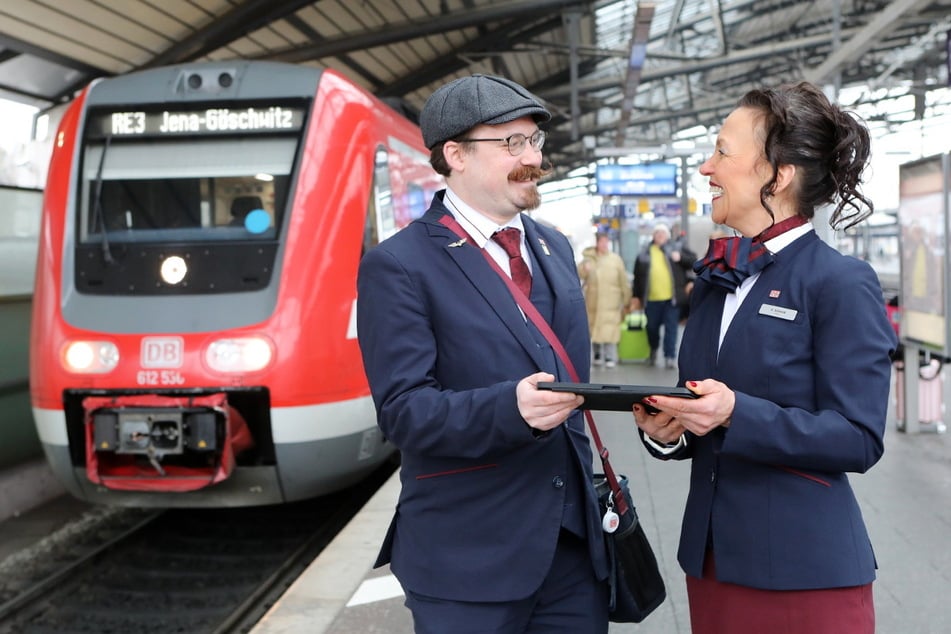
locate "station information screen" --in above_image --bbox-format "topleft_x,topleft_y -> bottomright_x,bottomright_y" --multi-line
595,163 -> 678,196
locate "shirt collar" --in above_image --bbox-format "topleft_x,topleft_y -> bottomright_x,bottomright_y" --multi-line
764,222 -> 812,253
444,188 -> 525,249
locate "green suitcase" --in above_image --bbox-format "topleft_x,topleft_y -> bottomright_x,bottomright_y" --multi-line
619,312 -> 650,361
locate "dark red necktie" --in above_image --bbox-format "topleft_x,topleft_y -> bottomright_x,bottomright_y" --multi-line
492,227 -> 532,298
693,215 -> 808,292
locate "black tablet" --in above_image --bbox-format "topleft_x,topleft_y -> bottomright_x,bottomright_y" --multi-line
537,382 -> 698,412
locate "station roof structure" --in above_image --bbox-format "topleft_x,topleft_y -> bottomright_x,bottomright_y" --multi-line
1,0 -> 949,179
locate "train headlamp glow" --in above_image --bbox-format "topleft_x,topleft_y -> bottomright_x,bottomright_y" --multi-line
160,256 -> 188,285
63,341 -> 119,373
205,337 -> 273,373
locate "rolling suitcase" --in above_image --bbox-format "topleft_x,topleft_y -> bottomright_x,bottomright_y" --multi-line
894,358 -> 946,433
619,311 -> 650,362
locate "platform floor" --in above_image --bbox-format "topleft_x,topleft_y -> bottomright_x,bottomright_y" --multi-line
250,359 -> 951,634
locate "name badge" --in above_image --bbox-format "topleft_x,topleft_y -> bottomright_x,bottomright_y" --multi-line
759,303 -> 798,321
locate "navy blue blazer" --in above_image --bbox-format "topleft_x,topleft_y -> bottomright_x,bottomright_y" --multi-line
356,192 -> 609,602
656,231 -> 896,591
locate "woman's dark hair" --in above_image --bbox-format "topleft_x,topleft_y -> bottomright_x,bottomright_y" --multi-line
739,81 -> 873,230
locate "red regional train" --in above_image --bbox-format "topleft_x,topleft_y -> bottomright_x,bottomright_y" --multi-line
30,61 -> 442,506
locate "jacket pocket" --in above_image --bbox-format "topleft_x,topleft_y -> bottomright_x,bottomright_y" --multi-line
416,463 -> 498,480
776,465 -> 831,487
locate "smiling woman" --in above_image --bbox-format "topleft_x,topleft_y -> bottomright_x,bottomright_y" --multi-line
633,82 -> 898,634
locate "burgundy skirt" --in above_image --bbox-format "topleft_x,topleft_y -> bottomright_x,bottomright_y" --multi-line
686,552 -> 874,634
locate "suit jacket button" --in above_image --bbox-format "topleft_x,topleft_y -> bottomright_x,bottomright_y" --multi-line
710,470 -> 716,483
552,476 -> 565,488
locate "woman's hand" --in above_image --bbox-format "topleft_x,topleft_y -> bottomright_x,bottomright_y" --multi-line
632,403 -> 687,444
637,379 -> 736,438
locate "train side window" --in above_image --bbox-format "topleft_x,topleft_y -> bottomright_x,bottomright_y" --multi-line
364,147 -> 395,255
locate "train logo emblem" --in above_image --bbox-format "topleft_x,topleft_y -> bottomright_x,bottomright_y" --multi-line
141,337 -> 184,368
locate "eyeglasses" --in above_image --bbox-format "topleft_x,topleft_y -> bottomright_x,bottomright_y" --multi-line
456,130 -> 546,156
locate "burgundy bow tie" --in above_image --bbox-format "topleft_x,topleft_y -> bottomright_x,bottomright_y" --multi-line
693,216 -> 808,292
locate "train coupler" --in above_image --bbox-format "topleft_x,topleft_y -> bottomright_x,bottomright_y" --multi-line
82,392 -> 254,492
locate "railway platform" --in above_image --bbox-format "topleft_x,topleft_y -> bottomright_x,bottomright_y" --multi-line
2,359 -> 947,633
250,359 -> 951,634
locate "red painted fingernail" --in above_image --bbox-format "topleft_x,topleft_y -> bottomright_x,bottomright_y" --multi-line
645,397 -> 657,403
687,381 -> 698,388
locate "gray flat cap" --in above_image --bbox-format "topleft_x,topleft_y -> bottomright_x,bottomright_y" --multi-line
419,74 -> 551,149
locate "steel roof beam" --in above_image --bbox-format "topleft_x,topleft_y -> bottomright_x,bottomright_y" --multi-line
614,2 -> 656,145
264,0 -> 591,64
377,16 -> 565,97
143,0 -> 318,69
0,31 -> 102,75
803,0 -> 933,85
539,28 -> 858,101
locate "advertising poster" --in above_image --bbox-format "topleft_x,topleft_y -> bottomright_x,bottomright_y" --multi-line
897,153 -> 949,353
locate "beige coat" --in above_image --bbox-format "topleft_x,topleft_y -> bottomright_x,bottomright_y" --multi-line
578,247 -> 631,344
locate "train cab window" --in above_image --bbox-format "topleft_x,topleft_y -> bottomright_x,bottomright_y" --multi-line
74,132 -> 299,295
78,137 -> 294,244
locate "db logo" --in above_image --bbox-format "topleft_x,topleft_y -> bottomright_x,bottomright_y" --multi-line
141,337 -> 184,368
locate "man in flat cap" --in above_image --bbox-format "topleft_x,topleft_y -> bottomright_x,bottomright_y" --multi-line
357,74 -> 611,632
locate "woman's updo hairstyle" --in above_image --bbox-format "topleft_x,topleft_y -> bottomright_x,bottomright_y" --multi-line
739,82 -> 873,230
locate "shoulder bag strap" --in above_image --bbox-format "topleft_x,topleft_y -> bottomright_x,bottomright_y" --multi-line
437,213 -> 629,515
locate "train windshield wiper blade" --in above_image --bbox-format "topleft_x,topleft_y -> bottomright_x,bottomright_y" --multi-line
91,134 -> 115,265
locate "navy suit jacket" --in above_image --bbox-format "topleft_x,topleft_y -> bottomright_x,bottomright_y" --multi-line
656,231 -> 896,591
356,191 -> 609,602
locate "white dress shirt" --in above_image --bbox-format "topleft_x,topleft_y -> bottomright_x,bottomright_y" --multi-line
443,188 -> 533,278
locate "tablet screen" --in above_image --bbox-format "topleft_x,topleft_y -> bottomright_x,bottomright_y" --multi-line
537,382 -> 697,411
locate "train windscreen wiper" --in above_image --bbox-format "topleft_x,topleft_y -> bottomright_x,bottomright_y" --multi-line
91,134 -> 115,265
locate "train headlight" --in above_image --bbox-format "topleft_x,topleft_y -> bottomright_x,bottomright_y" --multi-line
160,255 -> 188,285
205,337 -> 273,373
63,341 -> 120,373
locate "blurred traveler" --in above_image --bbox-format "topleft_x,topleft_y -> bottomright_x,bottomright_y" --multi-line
579,231 -> 632,368
670,222 -> 698,323
631,223 -> 696,367
357,74 -> 610,633
632,81 -> 897,634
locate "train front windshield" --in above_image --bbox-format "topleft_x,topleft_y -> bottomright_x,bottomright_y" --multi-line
74,104 -> 305,295
80,137 -> 294,242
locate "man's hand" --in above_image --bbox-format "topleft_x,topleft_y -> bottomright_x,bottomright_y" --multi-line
517,372 -> 583,431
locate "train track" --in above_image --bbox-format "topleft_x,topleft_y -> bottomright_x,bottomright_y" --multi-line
0,463 -> 394,633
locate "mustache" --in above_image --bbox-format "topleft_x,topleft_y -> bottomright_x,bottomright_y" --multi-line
509,162 -> 553,182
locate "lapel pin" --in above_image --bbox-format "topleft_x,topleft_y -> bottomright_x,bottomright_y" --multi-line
538,238 -> 550,256
448,238 -> 467,248
769,289 -> 781,298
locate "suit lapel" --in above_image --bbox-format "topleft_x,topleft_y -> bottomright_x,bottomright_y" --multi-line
421,206 -> 549,370
522,220 -> 565,326
684,282 -> 725,373
522,220 -> 557,290
718,232 -> 817,355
